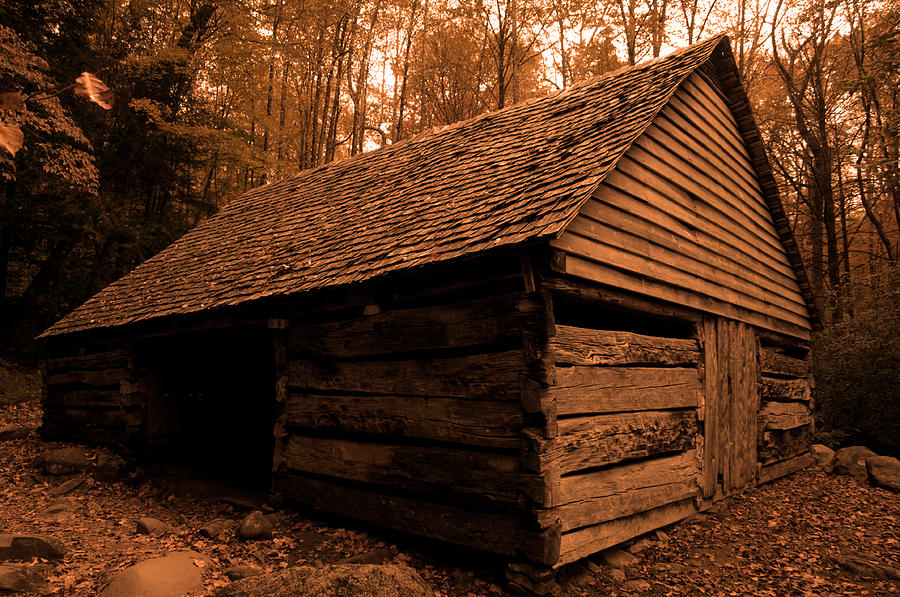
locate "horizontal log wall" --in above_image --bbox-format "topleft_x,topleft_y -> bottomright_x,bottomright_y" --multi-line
757,343 -> 813,480
527,293 -> 703,566
273,268 -> 556,563
42,342 -> 145,446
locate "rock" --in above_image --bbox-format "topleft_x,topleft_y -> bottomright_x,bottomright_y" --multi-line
0,424 -> 34,441
621,579 -> 651,592
215,564 -> 434,597
810,444 -> 835,467
99,550 -> 209,597
34,446 -> 128,480
39,498 -> 81,522
337,548 -> 393,565
199,518 -> 234,539
827,446 -> 877,477
136,517 -> 174,536
0,565 -> 28,592
867,456 -> 900,491
596,548 -> 638,568
126,497 -> 144,508
238,511 -> 272,540
0,563 -> 49,594
0,534 -> 67,561
608,569 -> 626,583
626,536 -> 654,554
48,476 -> 86,497
225,565 -> 263,580
831,553 -> 900,580
653,530 -> 670,543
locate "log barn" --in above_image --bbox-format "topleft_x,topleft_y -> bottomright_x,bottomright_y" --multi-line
40,35 -> 817,579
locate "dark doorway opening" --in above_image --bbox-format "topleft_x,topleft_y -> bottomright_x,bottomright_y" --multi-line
140,325 -> 276,489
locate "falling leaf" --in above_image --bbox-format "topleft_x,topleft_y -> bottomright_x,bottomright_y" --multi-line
74,72 -> 114,110
0,123 -> 24,156
0,92 -> 25,111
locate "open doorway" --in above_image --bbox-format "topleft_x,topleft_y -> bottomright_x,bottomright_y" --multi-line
140,325 -> 276,489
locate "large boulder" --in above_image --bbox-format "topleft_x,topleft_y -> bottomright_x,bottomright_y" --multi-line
810,444 -> 835,467
867,456 -> 900,492
0,563 -> 49,593
34,446 -> 128,480
215,564 -> 434,597
0,534 -> 66,561
826,446 -> 878,478
99,551 -> 208,597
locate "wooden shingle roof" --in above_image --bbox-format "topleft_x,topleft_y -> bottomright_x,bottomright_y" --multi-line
43,36 -> 814,338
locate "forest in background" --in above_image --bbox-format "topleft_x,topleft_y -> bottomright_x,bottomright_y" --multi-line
0,0 -> 898,450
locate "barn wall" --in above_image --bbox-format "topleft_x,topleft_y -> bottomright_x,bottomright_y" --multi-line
550,69 -> 811,341
271,257 -> 559,565
42,340 -> 147,446
530,275 -> 813,567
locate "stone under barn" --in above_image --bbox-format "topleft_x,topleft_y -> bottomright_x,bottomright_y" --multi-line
39,35 -> 817,586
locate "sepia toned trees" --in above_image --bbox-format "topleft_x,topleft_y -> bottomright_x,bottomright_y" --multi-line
0,0 -> 897,359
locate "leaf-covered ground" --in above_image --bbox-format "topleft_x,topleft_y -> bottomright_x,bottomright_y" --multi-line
1,377 -> 898,596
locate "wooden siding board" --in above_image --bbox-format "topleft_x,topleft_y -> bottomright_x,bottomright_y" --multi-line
551,366 -> 700,416
604,162 -> 799,285
565,215 -> 809,320
283,393 -> 522,449
557,254 -> 811,340
577,196 -> 807,311
553,69 -> 813,339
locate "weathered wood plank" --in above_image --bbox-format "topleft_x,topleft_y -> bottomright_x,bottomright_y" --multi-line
759,425 -> 813,465
44,349 -> 128,373
760,377 -> 811,402
288,293 -> 539,358
549,325 -> 700,367
283,393 -> 522,449
43,389 -> 122,409
701,319 -> 719,499
725,320 -> 757,493
602,164 -> 799,287
287,350 -> 523,400
758,401 -> 812,430
538,450 -> 699,531
524,410 -> 696,475
45,368 -> 129,388
759,350 -> 809,379
556,253 -> 812,341
577,196 -> 806,313
281,434 -> 521,505
557,498 -> 696,566
273,472 -> 559,564
556,227 -> 809,328
551,366 -> 700,416
758,451 -> 813,485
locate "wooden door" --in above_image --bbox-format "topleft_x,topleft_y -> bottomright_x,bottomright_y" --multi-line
701,318 -> 758,501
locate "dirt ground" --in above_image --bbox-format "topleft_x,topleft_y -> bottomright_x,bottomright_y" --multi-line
1,381 -> 899,596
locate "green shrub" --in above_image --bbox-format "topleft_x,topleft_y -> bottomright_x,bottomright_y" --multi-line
812,266 -> 900,455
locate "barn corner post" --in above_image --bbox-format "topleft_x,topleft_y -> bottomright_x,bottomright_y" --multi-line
509,250 -> 563,595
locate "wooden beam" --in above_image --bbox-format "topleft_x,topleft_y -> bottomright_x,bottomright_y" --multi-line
524,410 -> 696,475
536,450 -> 699,531
549,325 -> 700,367
283,393 -> 522,449
273,472 -> 558,564
281,434 -> 521,506
556,498 -> 696,566
759,349 -> 809,378
757,451 -> 813,485
758,401 -> 812,430
760,378 -> 812,403
287,350 -> 523,400
551,366 -> 700,416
